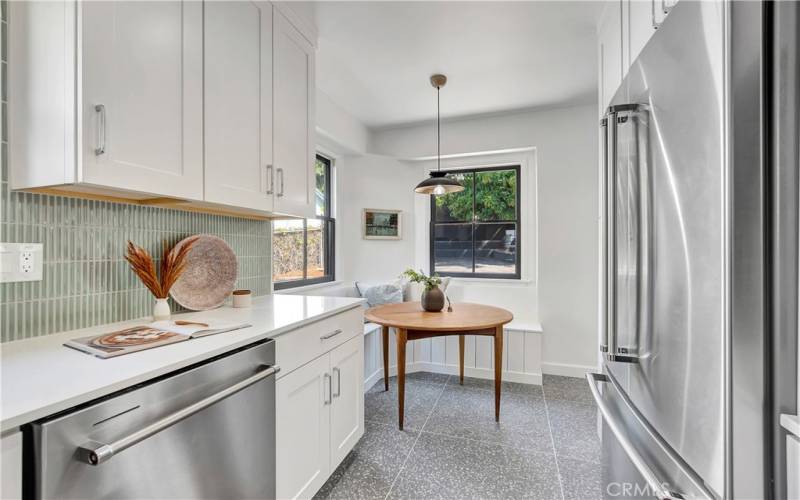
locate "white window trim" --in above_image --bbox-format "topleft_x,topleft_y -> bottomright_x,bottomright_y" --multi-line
413,148 -> 538,285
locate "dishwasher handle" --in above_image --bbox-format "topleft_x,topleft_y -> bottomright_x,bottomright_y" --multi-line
77,364 -> 280,466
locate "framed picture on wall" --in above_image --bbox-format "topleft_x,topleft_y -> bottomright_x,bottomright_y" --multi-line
362,209 -> 402,240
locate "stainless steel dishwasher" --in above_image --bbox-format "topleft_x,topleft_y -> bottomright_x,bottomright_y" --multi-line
30,339 -> 278,499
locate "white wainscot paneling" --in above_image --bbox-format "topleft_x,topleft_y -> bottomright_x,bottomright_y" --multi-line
363,325 -> 542,392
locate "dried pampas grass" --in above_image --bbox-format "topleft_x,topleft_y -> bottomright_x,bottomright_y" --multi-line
125,237 -> 199,299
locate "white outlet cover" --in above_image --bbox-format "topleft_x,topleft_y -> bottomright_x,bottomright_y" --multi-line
0,243 -> 44,283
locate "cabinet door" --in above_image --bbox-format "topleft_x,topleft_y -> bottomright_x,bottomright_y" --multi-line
627,0 -> 656,69
276,355 -> 331,500
330,335 -> 365,468
273,9 -> 315,218
80,1 -> 203,200
598,1 -> 623,112
204,1 -> 274,212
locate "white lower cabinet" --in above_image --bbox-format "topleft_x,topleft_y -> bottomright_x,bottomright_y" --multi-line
276,354 -> 332,500
276,330 -> 364,500
329,335 -> 365,467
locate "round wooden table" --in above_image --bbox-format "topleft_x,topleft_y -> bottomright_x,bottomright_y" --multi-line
365,302 -> 513,430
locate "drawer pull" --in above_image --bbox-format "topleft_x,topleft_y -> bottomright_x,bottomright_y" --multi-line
320,329 -> 343,340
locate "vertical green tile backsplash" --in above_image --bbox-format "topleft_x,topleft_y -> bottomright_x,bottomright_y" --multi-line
0,2 -> 272,342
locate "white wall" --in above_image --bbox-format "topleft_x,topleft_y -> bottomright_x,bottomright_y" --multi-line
335,154 -> 420,283
317,89 -> 369,155
369,104 -> 599,374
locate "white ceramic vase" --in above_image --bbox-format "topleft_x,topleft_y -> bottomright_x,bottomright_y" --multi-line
153,298 -> 171,321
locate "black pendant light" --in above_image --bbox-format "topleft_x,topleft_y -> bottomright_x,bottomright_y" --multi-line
414,74 -> 464,195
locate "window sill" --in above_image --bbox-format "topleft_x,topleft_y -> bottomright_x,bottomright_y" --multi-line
274,280 -> 343,295
447,277 -> 534,286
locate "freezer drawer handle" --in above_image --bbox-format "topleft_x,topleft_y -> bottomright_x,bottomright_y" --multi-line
586,372 -> 687,500
76,364 -> 280,466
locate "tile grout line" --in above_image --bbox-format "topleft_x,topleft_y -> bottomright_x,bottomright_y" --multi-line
542,383 -> 567,500
383,375 -> 450,500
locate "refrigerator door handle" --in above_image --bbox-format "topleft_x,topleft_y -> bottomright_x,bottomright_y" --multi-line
586,373 -> 685,500
587,372 -> 716,500
600,114 -> 610,355
604,103 -> 648,363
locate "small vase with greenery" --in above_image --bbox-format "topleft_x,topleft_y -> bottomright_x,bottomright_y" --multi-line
401,268 -> 445,312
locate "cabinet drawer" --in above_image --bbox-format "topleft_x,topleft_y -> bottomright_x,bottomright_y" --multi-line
275,307 -> 363,379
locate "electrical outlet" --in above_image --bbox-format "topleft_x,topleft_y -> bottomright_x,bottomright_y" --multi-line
1,243 -> 44,283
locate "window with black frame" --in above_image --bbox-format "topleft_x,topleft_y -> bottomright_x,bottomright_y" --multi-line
272,155 -> 335,289
430,165 -> 520,278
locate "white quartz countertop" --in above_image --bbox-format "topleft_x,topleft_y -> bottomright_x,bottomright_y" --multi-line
0,294 -> 364,432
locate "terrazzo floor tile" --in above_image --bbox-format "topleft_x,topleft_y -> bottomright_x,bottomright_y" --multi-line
403,372 -> 451,385
315,421 -> 419,500
557,457 -> 604,500
546,398 -> 602,463
450,375 -> 546,397
365,377 -> 446,430
388,432 -> 562,500
422,384 -> 554,453
319,372 -> 606,500
542,374 -> 595,404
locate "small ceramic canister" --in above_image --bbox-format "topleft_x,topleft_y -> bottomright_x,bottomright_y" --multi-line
232,289 -> 252,308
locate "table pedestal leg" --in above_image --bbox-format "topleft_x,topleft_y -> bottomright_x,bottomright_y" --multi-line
458,334 -> 465,385
396,328 -> 407,430
382,326 -> 390,391
494,325 -> 503,422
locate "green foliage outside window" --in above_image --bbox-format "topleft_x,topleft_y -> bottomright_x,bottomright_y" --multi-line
434,169 -> 517,221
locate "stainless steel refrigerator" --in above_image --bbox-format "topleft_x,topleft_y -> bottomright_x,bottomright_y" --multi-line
589,1 -> 798,499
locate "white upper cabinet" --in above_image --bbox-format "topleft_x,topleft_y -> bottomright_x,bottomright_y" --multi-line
627,0 -> 657,69
598,0 -> 679,114
10,1 -> 318,219
81,1 -> 203,200
11,1 -> 204,200
598,1 -> 623,114
625,0 -> 679,73
273,9 -> 316,219
204,1 -> 274,212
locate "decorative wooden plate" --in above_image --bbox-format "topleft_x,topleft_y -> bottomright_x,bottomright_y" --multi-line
170,234 -> 238,311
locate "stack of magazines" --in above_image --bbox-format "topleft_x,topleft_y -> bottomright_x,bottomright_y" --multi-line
64,320 -> 251,358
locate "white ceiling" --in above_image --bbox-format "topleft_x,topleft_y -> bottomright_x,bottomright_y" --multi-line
314,1 -> 603,129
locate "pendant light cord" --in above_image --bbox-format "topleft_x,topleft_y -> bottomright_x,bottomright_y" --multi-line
437,85 -> 441,172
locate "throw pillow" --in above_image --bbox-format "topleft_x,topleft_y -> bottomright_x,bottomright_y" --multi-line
355,281 -> 404,310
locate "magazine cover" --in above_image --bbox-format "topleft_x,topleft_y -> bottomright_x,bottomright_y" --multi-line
65,320 -> 250,358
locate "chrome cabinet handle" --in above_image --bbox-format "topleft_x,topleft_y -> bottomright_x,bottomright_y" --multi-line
94,104 -> 106,155
320,328 -> 342,341
265,164 -> 274,195
76,365 -> 280,466
323,373 -> 331,405
332,367 -> 341,398
276,168 -> 284,197
586,372 -> 714,500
